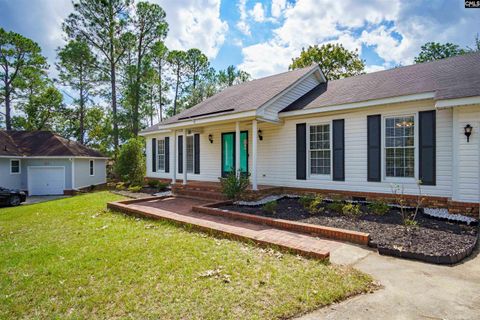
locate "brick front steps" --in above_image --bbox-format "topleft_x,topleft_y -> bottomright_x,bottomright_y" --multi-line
192,202 -> 370,246
107,196 -> 339,260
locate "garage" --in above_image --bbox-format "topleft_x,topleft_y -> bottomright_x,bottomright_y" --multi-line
28,166 -> 65,196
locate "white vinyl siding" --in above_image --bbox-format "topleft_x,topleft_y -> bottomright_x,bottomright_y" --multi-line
309,124 -> 331,175
157,139 -> 165,171
385,115 -> 415,178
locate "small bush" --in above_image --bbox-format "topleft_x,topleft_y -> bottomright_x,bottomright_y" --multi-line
327,200 -> 343,213
115,138 -> 146,186
405,218 -> 419,228
342,203 -> 362,217
262,201 -> 278,214
128,185 -> 143,193
299,194 -> 324,214
219,171 -> 250,200
147,179 -> 159,188
367,201 -> 390,216
157,182 -> 169,191
299,195 -> 315,208
115,182 -> 126,190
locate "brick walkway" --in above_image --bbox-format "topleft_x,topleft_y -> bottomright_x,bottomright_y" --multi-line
108,196 -> 341,260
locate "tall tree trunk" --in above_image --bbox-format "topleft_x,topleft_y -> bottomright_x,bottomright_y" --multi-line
110,59 -> 119,155
4,69 -> 11,130
173,64 -> 180,115
79,86 -> 85,144
158,62 -> 163,122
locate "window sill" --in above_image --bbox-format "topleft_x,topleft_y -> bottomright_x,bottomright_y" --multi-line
383,177 -> 417,185
308,174 -> 331,181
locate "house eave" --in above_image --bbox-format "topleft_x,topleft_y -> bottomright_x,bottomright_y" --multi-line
435,96 -> 480,109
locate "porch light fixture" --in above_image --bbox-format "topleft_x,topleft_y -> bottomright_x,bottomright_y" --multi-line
258,130 -> 263,141
208,134 -> 213,144
464,124 -> 473,142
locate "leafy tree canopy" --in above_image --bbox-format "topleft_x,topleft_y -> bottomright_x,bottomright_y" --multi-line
289,43 -> 365,80
414,42 -> 467,63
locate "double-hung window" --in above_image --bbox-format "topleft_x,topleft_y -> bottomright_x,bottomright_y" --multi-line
10,159 -> 20,174
157,139 -> 165,171
89,160 -> 95,176
186,135 -> 194,173
309,124 -> 331,175
385,116 -> 415,178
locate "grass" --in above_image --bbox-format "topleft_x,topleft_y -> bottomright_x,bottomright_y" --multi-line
0,192 -> 373,319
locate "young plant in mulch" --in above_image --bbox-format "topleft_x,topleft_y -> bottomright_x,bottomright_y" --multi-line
127,185 -> 142,193
219,171 -> 250,201
327,199 -> 344,214
299,194 -> 324,215
367,200 -> 390,216
262,201 -> 278,215
341,203 -> 362,218
391,180 -> 425,230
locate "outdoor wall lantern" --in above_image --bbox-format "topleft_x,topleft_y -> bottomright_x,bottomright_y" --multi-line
464,124 -> 473,142
208,134 -> 213,144
258,130 -> 263,141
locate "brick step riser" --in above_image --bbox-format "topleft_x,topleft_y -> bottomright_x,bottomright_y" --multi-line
174,189 -> 227,201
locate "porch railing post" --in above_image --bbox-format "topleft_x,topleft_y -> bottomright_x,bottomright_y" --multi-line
252,119 -> 258,190
172,130 -> 176,184
183,129 -> 187,185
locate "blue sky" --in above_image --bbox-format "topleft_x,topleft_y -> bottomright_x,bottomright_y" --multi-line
0,0 -> 479,79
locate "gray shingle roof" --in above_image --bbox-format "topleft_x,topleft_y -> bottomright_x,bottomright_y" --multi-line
282,52 -> 480,112
0,131 -> 106,157
141,64 -> 319,133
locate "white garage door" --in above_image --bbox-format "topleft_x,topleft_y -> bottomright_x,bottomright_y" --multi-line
28,167 -> 65,196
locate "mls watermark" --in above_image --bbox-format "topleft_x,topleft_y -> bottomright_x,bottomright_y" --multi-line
465,0 -> 480,8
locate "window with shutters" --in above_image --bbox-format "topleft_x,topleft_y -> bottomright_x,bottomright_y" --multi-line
385,115 -> 415,178
186,135 -> 194,173
157,139 -> 165,171
308,124 -> 331,175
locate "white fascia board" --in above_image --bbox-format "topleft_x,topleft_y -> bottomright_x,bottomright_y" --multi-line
435,96 -> 480,109
141,110 -> 257,134
279,92 -> 436,118
139,129 -> 172,137
256,66 -> 323,117
0,156 -> 109,159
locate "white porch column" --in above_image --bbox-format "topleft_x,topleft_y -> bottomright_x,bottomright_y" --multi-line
182,129 -> 187,185
172,130 -> 176,184
252,119 -> 258,190
235,121 -> 240,176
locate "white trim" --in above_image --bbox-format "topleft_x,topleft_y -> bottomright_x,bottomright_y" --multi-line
71,158 -> 75,189
307,121 -> 332,180
10,159 -> 21,174
89,159 -> 95,176
280,92 -> 436,118
27,166 -> 66,196
452,108 -> 459,200
435,96 -> 480,109
252,120 -> 258,190
382,113 -> 418,183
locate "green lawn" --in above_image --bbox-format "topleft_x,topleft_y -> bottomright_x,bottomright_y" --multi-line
0,192 -> 373,319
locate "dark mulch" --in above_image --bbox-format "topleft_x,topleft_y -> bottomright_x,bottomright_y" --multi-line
218,198 -> 478,259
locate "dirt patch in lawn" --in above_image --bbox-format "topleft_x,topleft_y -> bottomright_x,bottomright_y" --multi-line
218,198 -> 478,262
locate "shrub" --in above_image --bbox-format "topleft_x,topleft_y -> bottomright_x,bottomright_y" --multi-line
157,182 -> 169,191
115,138 -> 146,186
405,218 -> 419,228
127,185 -> 142,193
115,182 -> 126,190
299,194 -> 324,214
327,200 -> 343,213
367,201 -> 390,216
262,201 -> 278,214
219,171 -> 250,200
147,179 -> 159,188
299,195 -> 315,208
342,203 -> 362,217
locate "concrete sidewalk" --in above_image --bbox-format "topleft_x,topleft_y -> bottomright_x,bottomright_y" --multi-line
298,242 -> 480,320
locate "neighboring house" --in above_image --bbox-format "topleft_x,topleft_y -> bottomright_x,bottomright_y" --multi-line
141,53 -> 480,212
0,131 -> 107,195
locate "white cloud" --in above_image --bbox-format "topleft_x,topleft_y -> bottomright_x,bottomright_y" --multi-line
250,3 -> 265,22
155,0 -> 228,58
236,0 -> 251,35
271,0 -> 287,18
364,64 -> 386,73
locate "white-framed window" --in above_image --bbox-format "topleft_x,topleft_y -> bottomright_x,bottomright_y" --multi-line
89,160 -> 95,176
186,135 -> 194,173
385,115 -> 415,178
308,123 -> 331,175
157,139 -> 165,171
10,159 -> 20,174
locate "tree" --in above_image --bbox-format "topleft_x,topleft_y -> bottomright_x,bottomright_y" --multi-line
56,40 -> 97,144
185,48 -> 208,90
414,42 -> 467,63
467,33 -> 480,52
167,50 -> 188,115
151,41 -> 169,122
128,1 -> 168,136
217,65 -> 250,88
63,0 -> 131,155
0,28 -> 47,130
289,43 -> 365,80
115,137 -> 145,186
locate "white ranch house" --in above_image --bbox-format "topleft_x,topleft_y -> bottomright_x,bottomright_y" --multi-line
141,53 -> 480,213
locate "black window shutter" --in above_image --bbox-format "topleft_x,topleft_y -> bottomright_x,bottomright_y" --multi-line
367,115 -> 381,182
178,135 -> 183,174
419,110 -> 436,185
296,123 -> 307,180
164,137 -> 170,173
332,119 -> 345,181
194,134 -> 200,174
152,138 -> 157,172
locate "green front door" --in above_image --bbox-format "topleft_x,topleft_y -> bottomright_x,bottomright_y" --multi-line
221,131 -> 248,177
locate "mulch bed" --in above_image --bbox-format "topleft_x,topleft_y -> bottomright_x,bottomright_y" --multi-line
218,198 -> 478,263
